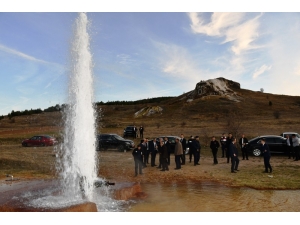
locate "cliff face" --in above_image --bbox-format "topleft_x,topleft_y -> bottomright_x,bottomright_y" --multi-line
187,77 -> 241,102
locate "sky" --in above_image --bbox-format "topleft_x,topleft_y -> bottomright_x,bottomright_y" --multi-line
1,1 -> 300,116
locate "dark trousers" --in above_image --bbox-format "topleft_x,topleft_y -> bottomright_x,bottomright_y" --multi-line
142,154 -> 147,167
241,147 -> 248,160
264,156 -> 272,172
212,148 -> 218,164
133,132 -> 136,139
226,148 -> 230,163
145,151 -> 150,164
193,151 -> 200,165
287,146 -> 293,158
162,158 -> 169,171
140,132 -> 143,138
221,145 -> 226,157
181,151 -> 186,165
167,153 -> 171,165
294,146 -> 300,161
231,156 -> 239,172
134,159 -> 143,175
175,155 -> 182,169
158,154 -> 162,168
151,152 -> 156,166
189,150 -> 193,162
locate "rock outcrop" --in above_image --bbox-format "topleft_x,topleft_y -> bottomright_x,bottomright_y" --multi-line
134,106 -> 163,117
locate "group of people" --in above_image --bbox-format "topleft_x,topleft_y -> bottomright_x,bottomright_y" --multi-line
132,132 -> 295,177
284,134 -> 300,161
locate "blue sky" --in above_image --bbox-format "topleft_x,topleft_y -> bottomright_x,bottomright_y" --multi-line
1,2 -> 300,115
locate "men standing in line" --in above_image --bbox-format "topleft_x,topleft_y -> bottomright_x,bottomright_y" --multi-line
220,133 -> 227,158
285,134 -> 293,159
188,136 -> 194,163
229,137 -> 239,173
159,140 -> 169,171
139,126 -> 144,139
210,136 -> 220,164
292,134 -> 300,161
174,138 -> 183,170
132,145 -> 143,176
149,137 -> 158,167
226,133 -> 233,163
164,137 -> 171,165
260,138 -> 272,173
180,134 -> 187,165
193,136 -> 201,165
239,134 -> 249,160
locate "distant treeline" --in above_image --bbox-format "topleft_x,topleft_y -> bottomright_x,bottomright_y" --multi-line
96,97 -> 174,106
2,97 -> 174,118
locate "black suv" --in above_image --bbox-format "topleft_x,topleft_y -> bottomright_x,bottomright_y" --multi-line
245,135 -> 287,157
97,134 -> 135,151
123,125 -> 136,138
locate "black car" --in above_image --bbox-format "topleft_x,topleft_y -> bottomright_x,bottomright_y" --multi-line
156,136 -> 189,154
97,134 -> 135,151
245,135 -> 287,157
123,125 -> 136,138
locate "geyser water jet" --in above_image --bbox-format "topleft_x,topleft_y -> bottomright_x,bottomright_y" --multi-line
58,12 -> 97,201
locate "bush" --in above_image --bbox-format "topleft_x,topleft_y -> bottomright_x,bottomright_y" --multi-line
273,111 -> 280,119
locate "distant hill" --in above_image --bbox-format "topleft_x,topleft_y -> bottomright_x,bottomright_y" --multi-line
1,77 -> 300,144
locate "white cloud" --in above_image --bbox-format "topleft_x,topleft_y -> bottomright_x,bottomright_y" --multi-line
252,64 -> 272,79
188,12 -> 262,55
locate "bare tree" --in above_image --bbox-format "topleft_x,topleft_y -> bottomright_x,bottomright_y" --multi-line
221,108 -> 245,138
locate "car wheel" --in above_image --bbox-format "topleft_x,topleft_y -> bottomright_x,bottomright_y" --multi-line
22,143 -> 27,147
118,145 -> 125,152
253,148 -> 261,157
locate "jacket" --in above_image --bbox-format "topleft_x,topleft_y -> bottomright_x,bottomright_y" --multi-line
260,143 -> 271,157
174,142 -> 183,155
132,148 -> 143,160
210,140 -> 220,151
229,142 -> 238,157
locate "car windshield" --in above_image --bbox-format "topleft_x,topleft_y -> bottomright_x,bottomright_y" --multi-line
114,135 -> 125,141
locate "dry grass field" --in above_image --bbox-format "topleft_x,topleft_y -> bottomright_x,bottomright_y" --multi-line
1,84 -> 300,189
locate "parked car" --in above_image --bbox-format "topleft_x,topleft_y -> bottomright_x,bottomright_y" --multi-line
156,136 -> 189,154
123,125 -> 136,138
97,133 -> 135,151
22,135 -> 58,147
245,135 -> 287,157
279,132 -> 300,138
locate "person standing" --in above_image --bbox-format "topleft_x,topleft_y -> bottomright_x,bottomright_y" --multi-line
220,133 -> 227,158
180,134 -> 187,165
260,138 -> 272,173
193,136 -> 201,165
132,145 -> 143,176
140,139 -> 147,168
285,134 -> 293,159
226,133 -> 233,163
164,137 -> 171,165
292,134 -> 300,161
133,125 -> 137,139
229,137 -> 239,173
139,126 -> 144,139
174,138 -> 183,169
157,138 -> 164,169
149,138 -> 158,167
145,138 -> 150,164
210,136 -> 220,164
239,134 -> 249,160
159,140 -> 169,171
188,136 -> 194,163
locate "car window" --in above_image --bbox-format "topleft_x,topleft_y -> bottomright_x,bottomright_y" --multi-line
114,135 -> 124,141
30,136 -> 38,140
265,138 -> 274,143
101,135 -> 110,140
274,138 -> 284,143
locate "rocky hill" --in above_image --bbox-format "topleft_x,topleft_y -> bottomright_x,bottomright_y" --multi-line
1,77 -> 300,144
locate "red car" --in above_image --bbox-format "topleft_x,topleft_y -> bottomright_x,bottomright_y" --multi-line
22,135 -> 58,147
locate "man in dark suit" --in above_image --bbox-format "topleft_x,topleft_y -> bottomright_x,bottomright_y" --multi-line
210,136 -> 220,164
226,133 -> 233,163
133,125 -> 137,139
132,145 -> 143,176
188,136 -> 194,163
260,138 -> 272,173
139,126 -> 144,139
220,133 -> 227,158
158,140 -> 169,171
140,139 -> 147,168
193,136 -> 201,166
180,134 -> 187,165
229,137 -> 239,173
285,134 -> 293,159
149,138 -> 158,167
164,137 -> 171,165
239,134 -> 249,160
